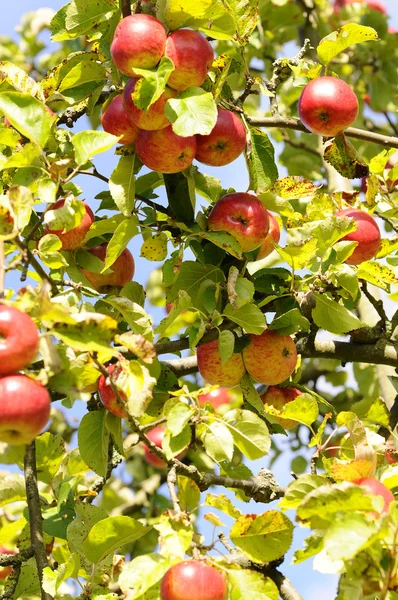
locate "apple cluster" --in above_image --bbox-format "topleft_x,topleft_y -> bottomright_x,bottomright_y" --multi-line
0,305 -> 51,446
102,14 -> 247,173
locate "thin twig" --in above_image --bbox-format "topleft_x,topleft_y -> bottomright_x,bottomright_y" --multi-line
361,281 -> 388,324
14,237 -> 59,296
24,442 -> 53,600
167,466 -> 181,513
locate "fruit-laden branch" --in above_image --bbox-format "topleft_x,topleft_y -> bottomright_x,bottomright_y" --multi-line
158,337 -> 398,378
24,442 -> 53,600
247,116 -> 398,149
92,354 -> 285,503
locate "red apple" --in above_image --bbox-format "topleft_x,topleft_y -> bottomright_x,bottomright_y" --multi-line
98,364 -> 128,419
0,305 -> 39,375
123,78 -> 177,131
101,94 -> 140,145
143,426 -> 167,468
165,29 -> 214,92
136,126 -> 197,174
298,76 -> 359,136
335,208 -> 381,265
208,192 -> 269,252
110,14 -> 167,76
0,375 -> 51,445
0,547 -> 16,581
195,108 -> 246,167
260,386 -> 302,430
355,478 -> 394,514
256,212 -> 281,260
385,438 -> 398,465
197,339 -> 246,388
80,243 -> 135,292
198,388 -> 232,409
160,561 -> 227,600
242,330 -> 297,385
45,199 -> 95,250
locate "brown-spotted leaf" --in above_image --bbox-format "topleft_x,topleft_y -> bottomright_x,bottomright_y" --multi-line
230,511 -> 293,563
270,176 -> 321,199
324,134 -> 369,180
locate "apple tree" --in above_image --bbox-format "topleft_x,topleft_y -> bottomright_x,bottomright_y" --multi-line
2,0 -> 398,599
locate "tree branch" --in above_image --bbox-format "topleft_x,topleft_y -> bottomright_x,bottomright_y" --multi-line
247,116 -> 398,149
24,442 -> 53,600
120,0 -> 132,17
14,237 -> 59,296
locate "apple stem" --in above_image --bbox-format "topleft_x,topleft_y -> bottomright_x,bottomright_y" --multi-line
0,240 -> 4,299
24,441 -> 53,600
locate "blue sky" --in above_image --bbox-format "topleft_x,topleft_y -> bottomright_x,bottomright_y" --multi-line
2,2 -> 398,598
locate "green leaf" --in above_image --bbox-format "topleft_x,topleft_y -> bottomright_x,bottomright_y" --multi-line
132,57 -> 175,110
270,176 -> 320,199
229,569 -> 279,600
239,373 -> 265,414
201,421 -> 235,462
312,215 -> 357,256
265,393 -> 318,429
218,329 -> 235,365
269,309 -> 310,336
230,511 -> 293,563
0,473 -> 26,507
166,402 -> 195,436
275,238 -> 318,271
84,214 -> 125,241
216,0 -> 260,43
166,87 -> 217,137
223,409 -> 270,460
35,433 -> 65,484
0,61 -> 38,94
246,126 -> 278,193
0,92 -> 54,148
351,396 -> 390,427
157,0 -> 217,30
7,185 -> 33,230
67,503 -> 108,563
170,261 -> 225,304
78,411 -> 110,477
323,513 -> 379,561
72,130 -> 119,165
105,297 -> 153,338
177,477 -> 201,512
83,516 -> 151,564
196,230 -> 243,259
66,0 -> 118,37
312,292 -> 363,334
359,261 -> 398,290
109,154 -> 136,217
279,475 -> 331,510
317,24 -> 379,65
205,493 -> 243,519
156,290 -> 192,336
3,142 -> 41,169
103,217 -> 138,271
223,303 -> 266,334
119,554 -> 174,599
324,135 -> 368,180
14,558 -> 40,598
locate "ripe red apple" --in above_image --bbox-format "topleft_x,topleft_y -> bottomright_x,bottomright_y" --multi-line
256,212 -> 281,260
98,364 -> 128,419
242,330 -> 297,385
160,560 -> 227,600
207,192 -> 269,252
136,126 -> 197,174
123,78 -> 177,131
198,388 -> 232,410
298,76 -> 359,137
0,305 -> 39,375
80,243 -> 135,292
195,108 -> 246,167
335,208 -> 381,265
110,14 -> 167,76
197,339 -> 245,388
0,547 -> 16,581
0,375 -> 51,445
101,94 -> 140,145
260,386 -> 302,430
165,29 -> 214,92
45,199 -> 95,250
355,478 -> 395,514
143,426 -> 168,468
